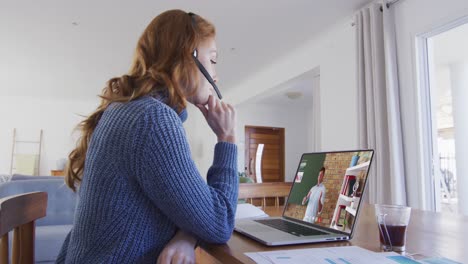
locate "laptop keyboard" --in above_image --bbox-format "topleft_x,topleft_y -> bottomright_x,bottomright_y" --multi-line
255,219 -> 328,237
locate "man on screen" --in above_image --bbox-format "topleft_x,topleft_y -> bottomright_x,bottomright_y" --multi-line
302,167 -> 326,223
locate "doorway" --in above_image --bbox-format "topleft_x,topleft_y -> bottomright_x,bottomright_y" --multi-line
417,18 -> 468,214
244,126 -> 285,183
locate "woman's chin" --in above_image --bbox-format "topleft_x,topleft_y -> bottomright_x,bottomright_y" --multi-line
186,97 -> 198,106
201,98 -> 210,105
197,97 -> 210,106
186,98 -> 208,107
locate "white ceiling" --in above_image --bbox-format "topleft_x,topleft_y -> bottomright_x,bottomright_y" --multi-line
0,0 -> 372,100
242,68 -> 318,108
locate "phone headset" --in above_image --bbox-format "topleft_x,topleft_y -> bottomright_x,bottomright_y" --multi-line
188,12 -> 223,100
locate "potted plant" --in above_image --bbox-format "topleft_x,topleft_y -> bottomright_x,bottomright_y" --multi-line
238,171 -> 254,183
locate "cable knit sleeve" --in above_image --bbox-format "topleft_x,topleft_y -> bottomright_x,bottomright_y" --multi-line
134,105 -> 238,244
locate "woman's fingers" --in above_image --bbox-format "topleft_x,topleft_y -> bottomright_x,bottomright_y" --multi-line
207,94 -> 216,111
223,101 -> 230,111
157,248 -> 174,264
197,96 -> 236,143
196,104 -> 208,118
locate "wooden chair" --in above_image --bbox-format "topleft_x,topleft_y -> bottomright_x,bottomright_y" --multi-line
0,192 -> 47,264
238,182 -> 292,209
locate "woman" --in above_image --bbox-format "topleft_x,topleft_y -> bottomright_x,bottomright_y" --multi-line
57,9 -> 238,264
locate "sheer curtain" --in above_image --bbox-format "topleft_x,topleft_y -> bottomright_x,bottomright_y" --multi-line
355,1 -> 407,205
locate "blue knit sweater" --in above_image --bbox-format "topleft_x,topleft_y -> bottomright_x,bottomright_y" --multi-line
56,96 -> 238,263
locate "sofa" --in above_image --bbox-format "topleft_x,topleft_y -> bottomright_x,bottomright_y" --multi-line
0,175 -> 77,263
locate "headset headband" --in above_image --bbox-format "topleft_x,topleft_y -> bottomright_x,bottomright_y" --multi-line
187,12 -> 223,99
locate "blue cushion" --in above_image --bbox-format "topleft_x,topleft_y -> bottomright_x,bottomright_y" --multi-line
11,174 -> 63,181
7,225 -> 72,262
0,179 -> 76,226
36,225 -> 72,262
1,179 -> 76,262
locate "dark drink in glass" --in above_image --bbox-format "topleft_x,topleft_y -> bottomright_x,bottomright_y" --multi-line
379,224 -> 407,249
375,204 -> 411,252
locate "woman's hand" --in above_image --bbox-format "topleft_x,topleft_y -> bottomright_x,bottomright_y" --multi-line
157,230 -> 197,264
197,95 -> 236,143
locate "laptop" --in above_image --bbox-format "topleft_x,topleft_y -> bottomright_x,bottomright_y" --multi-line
234,150 -> 374,246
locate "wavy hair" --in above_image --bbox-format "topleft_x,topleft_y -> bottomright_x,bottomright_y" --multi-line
65,10 -> 215,191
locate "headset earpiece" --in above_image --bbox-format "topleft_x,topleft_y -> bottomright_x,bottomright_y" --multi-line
187,12 -> 223,100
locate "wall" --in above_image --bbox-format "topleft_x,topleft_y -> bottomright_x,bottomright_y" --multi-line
7,0 -> 467,209
184,14 -> 359,182
183,102 -> 311,181
0,96 -> 309,181
0,96 -> 97,175
0,97 -> 221,180
183,104 -> 217,180
0,2 -> 359,183
321,152 -> 356,225
236,103 -> 310,182
225,18 -> 358,152
220,0 -> 468,210
393,0 -> 468,209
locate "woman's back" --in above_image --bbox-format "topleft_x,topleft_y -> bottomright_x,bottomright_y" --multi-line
59,9 -> 239,263
57,96 -> 238,263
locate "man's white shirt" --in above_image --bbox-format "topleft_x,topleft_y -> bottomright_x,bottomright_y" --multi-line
303,183 -> 326,223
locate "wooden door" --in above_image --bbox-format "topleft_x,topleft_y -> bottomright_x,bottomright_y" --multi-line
244,126 -> 285,182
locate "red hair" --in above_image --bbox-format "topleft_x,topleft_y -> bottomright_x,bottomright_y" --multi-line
65,10 -> 215,191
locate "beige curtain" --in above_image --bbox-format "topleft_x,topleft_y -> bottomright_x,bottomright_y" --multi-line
355,1 -> 407,205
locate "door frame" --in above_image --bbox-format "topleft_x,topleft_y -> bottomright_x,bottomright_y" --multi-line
415,15 -> 468,211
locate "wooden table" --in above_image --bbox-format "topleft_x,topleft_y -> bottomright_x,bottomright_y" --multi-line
200,204 -> 467,263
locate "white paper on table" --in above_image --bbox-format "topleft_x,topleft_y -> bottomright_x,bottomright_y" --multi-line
244,252 -> 275,264
245,246 -> 418,264
235,203 -> 269,220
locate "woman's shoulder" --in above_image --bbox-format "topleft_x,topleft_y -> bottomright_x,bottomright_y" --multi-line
108,96 -> 174,116
139,96 -> 180,118
133,96 -> 185,125
128,95 -> 167,109
129,97 -> 187,146
105,96 -> 185,131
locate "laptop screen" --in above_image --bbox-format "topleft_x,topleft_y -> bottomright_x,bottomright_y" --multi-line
283,150 -> 374,235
